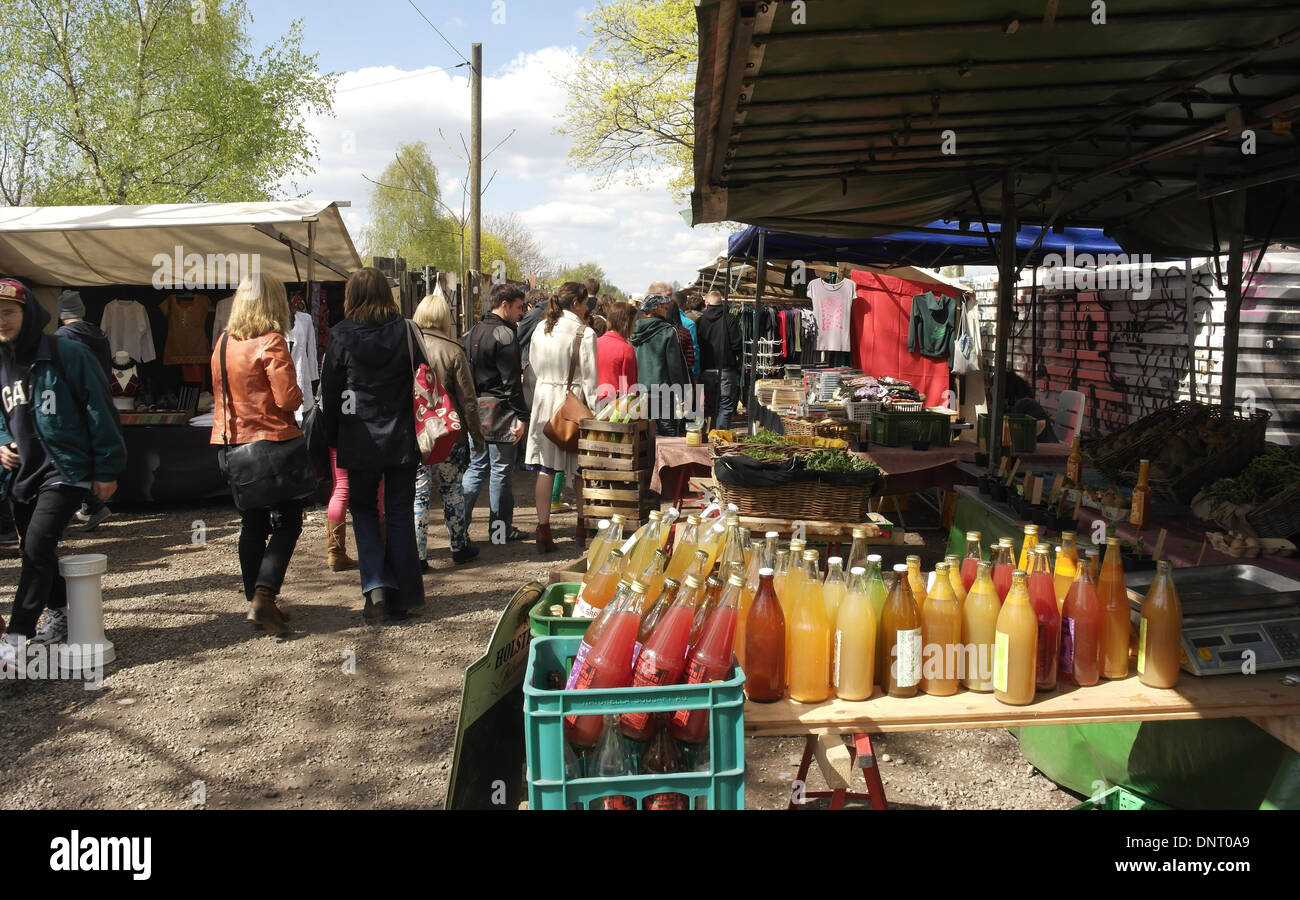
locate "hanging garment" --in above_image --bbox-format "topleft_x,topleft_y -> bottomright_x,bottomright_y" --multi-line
286,311 -> 319,424
100,299 -> 157,364
808,277 -> 854,352
211,295 -> 234,349
951,296 -> 981,374
849,270 -> 953,406
160,294 -> 213,364
907,291 -> 958,360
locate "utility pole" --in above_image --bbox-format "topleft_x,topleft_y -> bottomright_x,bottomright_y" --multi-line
469,41 -> 483,330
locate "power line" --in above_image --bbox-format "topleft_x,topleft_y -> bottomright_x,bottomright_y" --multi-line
337,63 -> 468,94
406,0 -> 471,66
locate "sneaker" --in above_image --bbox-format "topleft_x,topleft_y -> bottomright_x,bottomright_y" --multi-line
506,527 -> 527,542
550,501 -> 574,513
451,544 -> 480,565
80,507 -> 113,532
0,639 -> 18,677
0,529 -> 18,547
73,504 -> 92,524
30,608 -> 68,645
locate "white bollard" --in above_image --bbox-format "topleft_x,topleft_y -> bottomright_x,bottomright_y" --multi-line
57,553 -> 115,674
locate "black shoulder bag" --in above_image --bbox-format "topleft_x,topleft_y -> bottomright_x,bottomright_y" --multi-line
216,333 -> 317,511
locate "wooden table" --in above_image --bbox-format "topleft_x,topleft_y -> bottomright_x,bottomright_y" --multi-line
744,674 -> 1300,752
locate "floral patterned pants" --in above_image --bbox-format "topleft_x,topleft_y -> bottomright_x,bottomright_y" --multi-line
414,440 -> 471,558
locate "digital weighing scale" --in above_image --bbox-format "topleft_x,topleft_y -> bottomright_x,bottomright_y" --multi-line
1126,564 -> 1300,677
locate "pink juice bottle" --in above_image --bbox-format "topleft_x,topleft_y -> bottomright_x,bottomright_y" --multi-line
670,572 -> 743,744
564,580 -> 650,749
620,575 -> 706,742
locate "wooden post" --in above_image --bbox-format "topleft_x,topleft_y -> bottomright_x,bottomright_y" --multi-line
1221,192 -> 1246,410
470,42 -> 483,278
990,170 -> 1018,471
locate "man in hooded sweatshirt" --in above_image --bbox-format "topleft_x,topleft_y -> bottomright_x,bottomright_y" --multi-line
696,289 -> 743,429
55,290 -> 115,530
0,279 -> 126,674
630,287 -> 690,436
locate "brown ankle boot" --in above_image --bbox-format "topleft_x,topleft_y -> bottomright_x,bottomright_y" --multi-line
537,522 -> 557,555
250,587 -> 290,634
327,520 -> 357,571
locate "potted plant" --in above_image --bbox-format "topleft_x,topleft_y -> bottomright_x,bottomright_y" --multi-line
978,473 -> 992,495
990,480 -> 1009,502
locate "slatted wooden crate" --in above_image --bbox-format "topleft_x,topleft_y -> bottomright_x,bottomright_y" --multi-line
581,467 -> 656,530
576,418 -> 655,472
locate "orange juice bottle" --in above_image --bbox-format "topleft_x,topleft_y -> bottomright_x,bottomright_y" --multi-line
944,554 -> 968,617
822,557 -> 847,629
683,549 -> 711,586
1053,531 -> 1079,607
1138,560 -> 1182,689
962,561 -> 1000,692
1129,459 -> 1152,530
1017,524 -> 1039,572
584,516 -> 624,586
906,555 -> 927,608
584,518 -> 612,574
834,566 -> 877,700
696,522 -> 728,575
772,549 -> 790,601
788,551 -> 832,704
864,554 -> 888,624
735,539 -> 767,670
573,548 -> 626,617
636,549 -> 669,617
994,570 -> 1039,706
879,564 -> 922,697
1061,560 -> 1102,686
625,510 -> 664,576
786,549 -> 820,684
921,562 -> 961,696
1098,537 -> 1131,680
664,514 -> 700,582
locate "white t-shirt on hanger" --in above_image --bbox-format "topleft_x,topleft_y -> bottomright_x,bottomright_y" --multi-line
285,311 -> 318,423
808,276 -> 854,353
100,299 -> 157,364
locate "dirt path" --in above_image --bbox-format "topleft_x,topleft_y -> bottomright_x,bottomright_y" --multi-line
0,473 -> 1077,810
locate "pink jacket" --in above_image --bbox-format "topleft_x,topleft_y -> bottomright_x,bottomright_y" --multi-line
597,330 -> 638,403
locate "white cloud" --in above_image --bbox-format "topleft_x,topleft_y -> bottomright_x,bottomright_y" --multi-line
296,47 -> 721,291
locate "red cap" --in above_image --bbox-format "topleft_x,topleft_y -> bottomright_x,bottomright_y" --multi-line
0,279 -> 30,304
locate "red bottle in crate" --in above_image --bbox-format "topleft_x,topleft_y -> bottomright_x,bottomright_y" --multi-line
671,572 -> 742,744
565,580 -> 632,691
621,575 -> 706,742
564,580 -> 650,749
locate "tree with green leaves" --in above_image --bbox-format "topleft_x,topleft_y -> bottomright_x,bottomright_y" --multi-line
556,0 -> 696,202
547,262 -> 626,301
0,0 -> 335,206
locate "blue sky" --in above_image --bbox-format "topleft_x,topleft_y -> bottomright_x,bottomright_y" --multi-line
242,0 -> 726,293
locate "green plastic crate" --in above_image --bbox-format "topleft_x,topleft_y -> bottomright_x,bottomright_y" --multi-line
1072,785 -> 1172,810
523,635 -> 746,810
870,410 -> 953,447
977,413 -> 1039,453
528,582 -> 588,637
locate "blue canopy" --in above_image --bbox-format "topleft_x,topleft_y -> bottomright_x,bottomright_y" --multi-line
726,221 -> 1134,269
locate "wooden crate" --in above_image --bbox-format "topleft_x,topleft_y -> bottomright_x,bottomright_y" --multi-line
581,467 -> 656,527
576,418 -> 655,472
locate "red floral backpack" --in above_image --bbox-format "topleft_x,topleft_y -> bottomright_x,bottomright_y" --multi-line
405,321 -> 462,464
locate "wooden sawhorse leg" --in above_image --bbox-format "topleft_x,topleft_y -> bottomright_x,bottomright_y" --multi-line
787,734 -> 889,810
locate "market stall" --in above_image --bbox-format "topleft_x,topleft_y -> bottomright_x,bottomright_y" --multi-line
0,201 -> 362,502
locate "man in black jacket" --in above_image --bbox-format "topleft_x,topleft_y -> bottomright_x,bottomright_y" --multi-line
55,290 -> 114,531
461,283 -> 528,542
696,290 -> 742,429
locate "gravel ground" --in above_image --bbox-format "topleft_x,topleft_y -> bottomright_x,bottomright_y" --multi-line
0,471 -> 1079,810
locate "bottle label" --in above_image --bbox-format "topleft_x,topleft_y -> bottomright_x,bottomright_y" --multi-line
833,630 -> 843,688
1129,499 -> 1141,526
563,660 -> 602,729
1036,624 -> 1054,683
564,640 -> 594,690
572,597 -> 600,619
670,658 -> 723,729
994,630 -> 1009,693
623,656 -> 680,735
1137,618 -> 1147,674
600,795 -> 636,811
1059,617 -> 1076,676
644,792 -> 688,811
631,640 -> 644,669
895,627 -> 921,687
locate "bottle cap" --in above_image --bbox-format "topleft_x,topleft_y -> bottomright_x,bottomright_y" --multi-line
727,573 -> 746,587
828,556 -> 842,566
609,548 -> 625,558
1106,536 -> 1120,546
629,580 -> 648,594
648,510 -> 662,521
850,566 -> 866,575
893,563 -> 908,573
966,531 -> 981,541
596,519 -> 610,530
562,593 -> 577,602
998,537 -> 1014,546
1012,569 -> 1027,578
977,560 -> 992,570
935,562 -> 948,572
759,567 -> 774,577
686,514 -> 699,524
683,575 -> 703,589
802,549 -> 818,560
765,531 -> 779,539
663,578 -> 681,589
611,514 -> 625,524
1035,542 -> 1051,553
1025,524 -> 1038,532
1062,531 -> 1076,540
852,526 -> 868,538
867,553 -> 882,563
906,554 -> 920,563
693,549 -> 709,559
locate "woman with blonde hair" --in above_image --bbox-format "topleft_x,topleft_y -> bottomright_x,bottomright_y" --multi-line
525,282 -> 597,553
209,275 -> 303,633
412,291 -> 484,566
321,267 -> 429,622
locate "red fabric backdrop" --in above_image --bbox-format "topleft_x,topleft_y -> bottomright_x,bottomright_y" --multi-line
849,269 -> 957,408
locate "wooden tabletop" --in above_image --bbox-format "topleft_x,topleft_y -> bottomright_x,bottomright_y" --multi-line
744,673 -> 1300,751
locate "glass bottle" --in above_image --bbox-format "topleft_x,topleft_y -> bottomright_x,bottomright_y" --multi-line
635,577 -> 682,662
994,571 -> 1038,706
1028,544 -> 1061,691
1098,537 -> 1131,680
1053,531 -> 1079,606
906,555 -> 927,609
962,561 -> 1000,692
822,556 -> 847,629
689,575 -> 724,652
672,572 -> 744,742
961,530 -> 984,591
622,576 -> 704,741
697,522 -> 729,575
743,568 -> 785,702
683,549 -> 711,586
565,580 -> 650,748
635,550 -> 669,625
626,510 -> 664,577
845,525 -> 870,575
921,561 -> 961,696
787,549 -> 820,685
1085,547 -> 1101,582
574,548 -> 626,618
944,553 -> 968,612
835,566 -> 877,701
992,538 -> 1015,603
1017,524 -> 1039,572
1129,458 -> 1151,530
1138,560 -> 1182,689
735,540 -> 765,671
586,514 -> 624,583
1066,435 -> 1082,484
789,553 -> 832,704
640,715 -> 688,810
664,514 -> 700,582
589,715 -> 637,810
879,563 -> 922,698
566,580 -> 632,691
583,518 -> 612,578
863,554 -> 889,625
1060,561 -> 1102,687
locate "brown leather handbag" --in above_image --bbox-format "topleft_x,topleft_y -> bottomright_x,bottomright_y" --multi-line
543,326 -> 591,453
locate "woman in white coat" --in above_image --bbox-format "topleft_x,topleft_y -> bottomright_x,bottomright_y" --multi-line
526,281 -> 597,554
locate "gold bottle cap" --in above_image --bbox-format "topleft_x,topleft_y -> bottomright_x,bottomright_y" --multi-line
663,577 -> 681,589
906,555 -> 920,564
966,531 -> 982,541
683,575 -> 703,589
1106,536 -> 1121,547
935,561 -> 949,572
728,573 -> 746,587
852,526 -> 868,538
693,549 -> 709,559
802,549 -> 818,561
1035,542 -> 1051,553
706,575 -> 723,586
648,510 -> 662,521
629,580 -> 648,594
998,537 -> 1014,546
1061,531 -> 1076,541
686,514 -> 700,524
1025,524 -> 1038,532
562,593 -> 578,602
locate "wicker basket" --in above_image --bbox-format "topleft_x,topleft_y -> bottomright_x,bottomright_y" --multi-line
781,416 -> 855,443
1148,407 -> 1272,505
1085,401 -> 1210,482
713,479 -> 875,521
1247,482 -> 1300,538
709,442 -> 817,460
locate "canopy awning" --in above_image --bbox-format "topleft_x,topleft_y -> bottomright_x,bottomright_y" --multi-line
691,1 -> 1300,256
0,201 -> 362,287
691,252 -> 970,300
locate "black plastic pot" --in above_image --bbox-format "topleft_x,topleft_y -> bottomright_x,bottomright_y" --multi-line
1051,514 -> 1077,533
911,440 -> 931,451
978,475 -> 992,495
990,482 -> 1009,502
1031,506 -> 1051,526
974,452 -> 990,468
1122,552 -> 1157,572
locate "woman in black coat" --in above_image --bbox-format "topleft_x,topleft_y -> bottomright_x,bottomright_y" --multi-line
321,267 -> 430,622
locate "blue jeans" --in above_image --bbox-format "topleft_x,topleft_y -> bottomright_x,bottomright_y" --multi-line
462,441 -> 516,533
349,466 -> 426,613
704,368 -> 739,429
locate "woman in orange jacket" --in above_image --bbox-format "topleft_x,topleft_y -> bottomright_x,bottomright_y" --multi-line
210,276 -> 304,633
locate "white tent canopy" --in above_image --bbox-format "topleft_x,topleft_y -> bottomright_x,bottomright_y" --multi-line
0,201 -> 362,288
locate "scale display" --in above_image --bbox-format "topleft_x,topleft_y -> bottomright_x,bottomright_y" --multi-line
1179,618 -> 1300,677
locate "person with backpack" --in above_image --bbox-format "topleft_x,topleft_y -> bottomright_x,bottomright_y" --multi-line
55,290 -> 115,531
0,279 -> 125,673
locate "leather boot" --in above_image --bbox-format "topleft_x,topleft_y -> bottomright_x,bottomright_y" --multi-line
362,587 -> 385,624
327,520 -> 357,571
249,587 -> 290,634
537,522 -> 557,555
